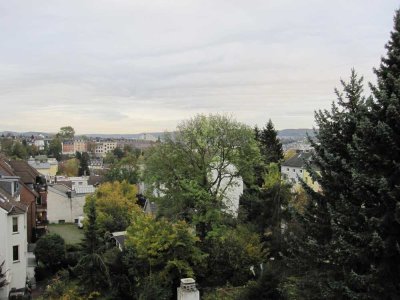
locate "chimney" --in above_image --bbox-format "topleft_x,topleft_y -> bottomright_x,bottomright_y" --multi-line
177,278 -> 199,300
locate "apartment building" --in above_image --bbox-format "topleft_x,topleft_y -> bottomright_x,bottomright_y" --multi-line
0,185 -> 28,300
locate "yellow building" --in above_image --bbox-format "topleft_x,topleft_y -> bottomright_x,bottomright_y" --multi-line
28,156 -> 58,177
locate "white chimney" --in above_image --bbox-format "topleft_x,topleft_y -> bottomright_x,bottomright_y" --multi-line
177,278 -> 200,300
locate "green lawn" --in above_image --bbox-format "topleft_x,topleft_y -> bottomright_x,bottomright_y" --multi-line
48,223 -> 84,245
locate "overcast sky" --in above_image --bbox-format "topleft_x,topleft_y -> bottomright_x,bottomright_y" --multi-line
0,0 -> 399,134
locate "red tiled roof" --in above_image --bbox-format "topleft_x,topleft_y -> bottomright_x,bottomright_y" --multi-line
9,160 -> 40,184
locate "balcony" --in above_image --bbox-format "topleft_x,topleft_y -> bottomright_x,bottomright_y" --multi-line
36,219 -> 48,228
36,204 -> 47,213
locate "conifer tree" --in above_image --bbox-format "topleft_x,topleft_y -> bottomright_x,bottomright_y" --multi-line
348,9 -> 400,297
258,119 -> 283,165
287,71 -> 369,299
75,196 -> 110,291
290,10 -> 400,299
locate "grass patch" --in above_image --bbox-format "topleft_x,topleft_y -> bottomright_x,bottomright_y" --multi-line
48,223 -> 84,245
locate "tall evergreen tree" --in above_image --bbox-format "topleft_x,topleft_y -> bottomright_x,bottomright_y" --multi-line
75,196 -> 110,291
348,9 -> 400,298
289,10 -> 400,299
78,152 -> 90,176
258,119 -> 283,165
287,71 -> 369,299
253,119 -> 283,186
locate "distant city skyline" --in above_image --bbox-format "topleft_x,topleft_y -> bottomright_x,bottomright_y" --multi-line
0,0 -> 399,133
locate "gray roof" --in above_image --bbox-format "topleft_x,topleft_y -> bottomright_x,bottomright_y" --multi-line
50,183 -> 71,194
28,161 -> 51,169
74,185 -> 95,194
144,199 -> 158,215
112,231 -> 127,248
282,151 -> 312,168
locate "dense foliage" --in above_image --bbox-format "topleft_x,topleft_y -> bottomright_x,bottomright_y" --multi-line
92,181 -> 140,235
34,233 -> 66,271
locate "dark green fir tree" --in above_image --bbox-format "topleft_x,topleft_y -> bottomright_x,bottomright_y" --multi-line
289,10 -> 400,299
348,9 -> 400,298
286,70 -> 369,299
75,196 -> 110,291
258,119 -> 283,165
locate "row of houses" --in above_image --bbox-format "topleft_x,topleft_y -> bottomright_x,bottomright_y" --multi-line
61,139 -> 156,157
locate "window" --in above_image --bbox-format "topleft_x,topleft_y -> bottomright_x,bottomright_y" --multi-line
293,169 -> 295,172
12,217 -> 18,233
74,219 -> 78,224
300,170 -> 303,173
36,196 -> 42,205
286,168 -> 289,171
13,245 -> 19,262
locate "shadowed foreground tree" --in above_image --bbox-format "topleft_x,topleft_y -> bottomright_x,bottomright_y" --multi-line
74,196 -> 110,292
288,12 -> 400,296
0,260 -> 7,289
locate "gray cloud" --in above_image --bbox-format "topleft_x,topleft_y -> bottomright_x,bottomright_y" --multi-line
0,0 -> 398,133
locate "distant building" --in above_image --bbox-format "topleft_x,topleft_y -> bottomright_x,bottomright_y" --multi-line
73,140 -> 88,153
116,139 -> 155,151
94,141 -> 117,158
61,140 -> 75,155
28,156 -> 58,179
62,140 -> 90,155
138,133 -> 158,142
281,151 -> 321,192
33,137 -> 45,151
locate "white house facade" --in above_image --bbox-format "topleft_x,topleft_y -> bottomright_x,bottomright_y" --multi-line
210,164 -> 243,217
47,184 -> 95,224
0,187 -> 28,300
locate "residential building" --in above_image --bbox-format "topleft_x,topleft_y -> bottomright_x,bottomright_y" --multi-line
28,156 -> 58,179
33,138 -> 45,151
73,140 -> 88,153
8,160 -> 49,238
281,151 -> 321,192
116,139 -> 155,151
61,140 -> 74,155
47,183 -> 95,224
0,158 -> 40,243
210,164 -> 243,217
94,141 -> 117,158
138,133 -> 158,142
0,186 -> 28,300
